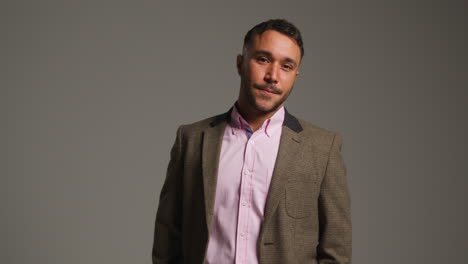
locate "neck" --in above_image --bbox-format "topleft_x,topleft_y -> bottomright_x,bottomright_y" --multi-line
235,101 -> 281,132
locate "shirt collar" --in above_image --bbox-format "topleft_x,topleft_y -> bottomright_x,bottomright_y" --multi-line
229,103 -> 285,138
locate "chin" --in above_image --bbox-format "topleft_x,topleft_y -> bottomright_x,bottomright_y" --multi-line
253,101 -> 279,113
244,88 -> 281,113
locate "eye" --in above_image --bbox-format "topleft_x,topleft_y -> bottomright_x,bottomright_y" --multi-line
257,57 -> 269,63
282,64 -> 293,71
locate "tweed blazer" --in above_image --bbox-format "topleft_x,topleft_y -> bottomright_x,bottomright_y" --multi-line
152,108 -> 351,264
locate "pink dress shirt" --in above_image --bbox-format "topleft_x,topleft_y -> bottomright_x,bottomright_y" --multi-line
205,105 -> 285,264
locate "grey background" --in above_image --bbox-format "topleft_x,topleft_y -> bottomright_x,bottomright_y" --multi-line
4,0 -> 467,263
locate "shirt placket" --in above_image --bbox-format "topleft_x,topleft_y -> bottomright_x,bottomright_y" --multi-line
235,133 -> 256,264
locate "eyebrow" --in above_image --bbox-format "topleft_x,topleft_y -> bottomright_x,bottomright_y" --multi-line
253,50 -> 298,68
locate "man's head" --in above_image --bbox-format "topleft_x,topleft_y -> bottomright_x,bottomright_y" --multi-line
237,19 -> 304,115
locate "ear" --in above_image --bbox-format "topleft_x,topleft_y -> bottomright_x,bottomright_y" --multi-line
236,54 -> 243,75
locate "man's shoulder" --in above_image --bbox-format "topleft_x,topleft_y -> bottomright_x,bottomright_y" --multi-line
295,117 -> 343,148
297,118 -> 336,136
177,112 -> 227,135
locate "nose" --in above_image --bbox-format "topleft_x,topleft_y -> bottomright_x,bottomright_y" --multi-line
265,63 -> 279,84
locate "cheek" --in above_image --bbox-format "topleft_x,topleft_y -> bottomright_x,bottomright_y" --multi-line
280,74 -> 297,90
247,65 -> 265,81
284,74 -> 297,85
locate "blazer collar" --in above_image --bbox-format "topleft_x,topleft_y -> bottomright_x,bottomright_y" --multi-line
209,106 -> 303,133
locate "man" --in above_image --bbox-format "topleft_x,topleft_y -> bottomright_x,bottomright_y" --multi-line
152,19 -> 351,264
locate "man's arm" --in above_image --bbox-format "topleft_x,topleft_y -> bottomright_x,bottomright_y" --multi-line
152,125 -> 184,264
317,133 -> 352,263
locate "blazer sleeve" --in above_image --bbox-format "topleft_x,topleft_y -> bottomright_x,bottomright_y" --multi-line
317,133 -> 352,264
152,125 -> 184,264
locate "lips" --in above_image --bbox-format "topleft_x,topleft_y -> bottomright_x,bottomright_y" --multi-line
252,83 -> 281,95
261,89 -> 276,95
256,86 -> 278,95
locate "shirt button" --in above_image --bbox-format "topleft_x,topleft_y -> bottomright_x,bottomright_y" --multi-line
240,232 -> 245,237
241,201 -> 247,206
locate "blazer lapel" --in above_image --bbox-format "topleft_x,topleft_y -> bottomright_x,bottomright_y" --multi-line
201,110 -> 231,233
262,109 -> 303,227
262,126 -> 302,225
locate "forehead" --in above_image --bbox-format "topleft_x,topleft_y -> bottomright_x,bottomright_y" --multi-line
249,30 -> 301,63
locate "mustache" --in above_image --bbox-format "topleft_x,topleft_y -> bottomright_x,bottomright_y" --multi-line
253,83 -> 281,94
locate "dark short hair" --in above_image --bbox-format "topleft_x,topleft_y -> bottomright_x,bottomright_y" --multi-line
243,19 -> 304,58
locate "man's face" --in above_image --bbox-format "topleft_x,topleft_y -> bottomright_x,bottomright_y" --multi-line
237,30 -> 301,114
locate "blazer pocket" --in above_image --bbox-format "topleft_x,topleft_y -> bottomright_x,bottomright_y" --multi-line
285,180 -> 317,219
